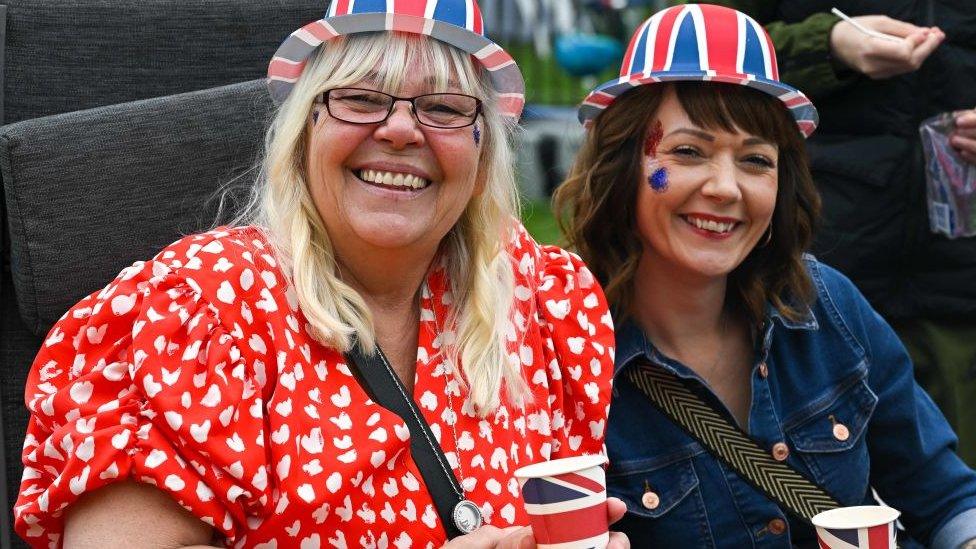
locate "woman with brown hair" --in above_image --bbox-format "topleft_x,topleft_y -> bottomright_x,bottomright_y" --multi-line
555,4 -> 976,547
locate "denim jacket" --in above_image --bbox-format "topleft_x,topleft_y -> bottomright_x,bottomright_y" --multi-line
608,258 -> 976,548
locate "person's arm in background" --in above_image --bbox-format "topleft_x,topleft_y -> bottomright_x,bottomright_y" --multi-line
668,0 -> 943,100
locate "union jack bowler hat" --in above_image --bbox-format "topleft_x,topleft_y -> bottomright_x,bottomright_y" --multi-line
267,0 -> 525,119
578,4 -> 818,137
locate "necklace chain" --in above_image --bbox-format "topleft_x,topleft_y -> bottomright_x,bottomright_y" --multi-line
443,372 -> 466,487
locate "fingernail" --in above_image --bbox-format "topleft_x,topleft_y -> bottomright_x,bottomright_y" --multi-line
519,534 -> 535,549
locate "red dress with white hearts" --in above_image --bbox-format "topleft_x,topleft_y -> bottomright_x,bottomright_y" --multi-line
14,224 -> 614,549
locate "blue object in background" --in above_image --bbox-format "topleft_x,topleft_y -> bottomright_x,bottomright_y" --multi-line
554,34 -> 623,77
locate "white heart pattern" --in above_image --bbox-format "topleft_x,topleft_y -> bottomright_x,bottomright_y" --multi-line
14,225 -> 614,547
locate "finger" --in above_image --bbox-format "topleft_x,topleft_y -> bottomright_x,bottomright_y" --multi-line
495,527 -> 535,549
863,35 -> 915,63
607,532 -> 631,549
607,497 -> 627,525
908,31 -> 944,66
870,16 -> 928,38
951,133 -> 976,155
953,126 -> 976,140
443,526 -> 520,549
954,110 -> 976,129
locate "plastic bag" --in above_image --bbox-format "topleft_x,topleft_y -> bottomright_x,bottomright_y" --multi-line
919,112 -> 976,238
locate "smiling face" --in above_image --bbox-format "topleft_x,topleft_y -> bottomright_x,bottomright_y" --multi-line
636,87 -> 779,280
304,45 -> 485,258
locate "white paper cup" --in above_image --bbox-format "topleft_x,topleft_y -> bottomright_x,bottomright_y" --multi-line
811,506 -> 900,549
514,455 -> 609,549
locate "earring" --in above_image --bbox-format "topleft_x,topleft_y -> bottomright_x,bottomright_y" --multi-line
312,110 -> 320,124
759,225 -> 773,248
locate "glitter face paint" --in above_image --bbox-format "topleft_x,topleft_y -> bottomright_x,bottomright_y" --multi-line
473,124 -> 481,146
644,121 -> 664,157
645,121 -> 668,192
649,167 -> 669,193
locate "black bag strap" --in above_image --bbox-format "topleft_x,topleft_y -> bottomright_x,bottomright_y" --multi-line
625,360 -> 840,524
344,344 -> 466,539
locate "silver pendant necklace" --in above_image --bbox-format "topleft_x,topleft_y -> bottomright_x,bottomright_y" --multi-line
376,346 -> 483,534
443,372 -> 483,533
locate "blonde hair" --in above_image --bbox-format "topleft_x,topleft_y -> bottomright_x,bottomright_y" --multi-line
232,32 -> 528,414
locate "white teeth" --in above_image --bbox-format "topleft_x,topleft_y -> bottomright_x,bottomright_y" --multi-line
358,169 -> 429,189
688,216 -> 735,234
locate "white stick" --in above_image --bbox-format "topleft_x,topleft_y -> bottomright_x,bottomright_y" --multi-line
831,7 -> 904,43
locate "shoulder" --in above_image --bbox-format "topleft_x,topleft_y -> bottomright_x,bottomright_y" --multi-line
153,226 -> 277,275
802,255 -> 884,343
152,225 -> 291,311
507,222 -> 598,291
803,255 -> 870,313
507,221 -> 612,334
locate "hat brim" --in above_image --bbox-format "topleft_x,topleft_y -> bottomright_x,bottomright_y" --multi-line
267,13 -> 525,119
578,71 -> 818,137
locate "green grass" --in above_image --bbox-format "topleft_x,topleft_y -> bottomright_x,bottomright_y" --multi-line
521,198 -> 563,245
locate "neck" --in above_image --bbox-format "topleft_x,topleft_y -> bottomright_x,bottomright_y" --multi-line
332,240 -> 438,314
630,252 -> 730,358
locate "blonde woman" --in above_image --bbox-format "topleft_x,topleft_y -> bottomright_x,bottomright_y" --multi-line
13,3 -> 625,547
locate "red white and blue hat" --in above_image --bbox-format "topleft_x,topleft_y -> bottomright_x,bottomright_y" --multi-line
578,4 -> 818,137
267,0 -> 525,119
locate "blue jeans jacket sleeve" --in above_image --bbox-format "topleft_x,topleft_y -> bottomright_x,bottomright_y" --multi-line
818,263 -> 976,548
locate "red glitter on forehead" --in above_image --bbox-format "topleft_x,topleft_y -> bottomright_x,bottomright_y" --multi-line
644,121 -> 663,157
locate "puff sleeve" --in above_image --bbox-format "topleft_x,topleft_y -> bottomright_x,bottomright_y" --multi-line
533,240 -> 615,459
15,236 -> 273,547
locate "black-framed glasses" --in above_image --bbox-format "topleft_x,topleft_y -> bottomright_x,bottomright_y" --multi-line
319,88 -> 482,129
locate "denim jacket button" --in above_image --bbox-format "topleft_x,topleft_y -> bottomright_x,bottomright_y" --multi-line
758,362 -> 769,378
767,518 -> 787,535
771,442 -> 790,461
641,491 -> 661,510
833,423 -> 851,441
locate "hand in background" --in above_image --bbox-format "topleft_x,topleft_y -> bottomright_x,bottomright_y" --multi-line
952,109 -> 976,165
829,15 -> 944,79
442,497 -> 630,549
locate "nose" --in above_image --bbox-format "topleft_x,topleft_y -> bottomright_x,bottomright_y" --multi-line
374,100 -> 425,149
700,156 -> 742,203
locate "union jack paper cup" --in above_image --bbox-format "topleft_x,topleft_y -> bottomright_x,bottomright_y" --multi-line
514,454 -> 609,549
812,506 -> 900,549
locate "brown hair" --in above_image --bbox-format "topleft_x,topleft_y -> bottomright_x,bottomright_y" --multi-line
554,81 -> 821,327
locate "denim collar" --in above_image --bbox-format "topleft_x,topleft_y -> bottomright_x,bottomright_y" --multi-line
613,302 -> 819,377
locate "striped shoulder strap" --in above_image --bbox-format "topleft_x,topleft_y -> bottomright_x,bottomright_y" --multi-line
625,360 -> 840,523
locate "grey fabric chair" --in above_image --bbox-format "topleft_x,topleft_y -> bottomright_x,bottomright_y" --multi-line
0,79 -> 274,548
0,3 -> 320,546
1,0 -> 322,125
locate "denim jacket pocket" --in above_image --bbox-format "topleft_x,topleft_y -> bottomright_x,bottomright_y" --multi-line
785,376 -> 879,503
607,446 -> 713,546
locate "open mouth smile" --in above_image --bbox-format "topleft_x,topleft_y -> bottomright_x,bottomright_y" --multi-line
680,214 -> 740,236
355,169 -> 432,191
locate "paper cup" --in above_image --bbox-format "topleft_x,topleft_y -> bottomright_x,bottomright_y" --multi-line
514,454 -> 609,549
812,506 -> 900,549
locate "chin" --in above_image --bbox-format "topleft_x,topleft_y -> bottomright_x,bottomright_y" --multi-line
680,257 -> 740,279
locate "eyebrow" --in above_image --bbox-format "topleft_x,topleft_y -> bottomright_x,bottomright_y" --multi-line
356,73 -> 462,90
665,127 -> 774,147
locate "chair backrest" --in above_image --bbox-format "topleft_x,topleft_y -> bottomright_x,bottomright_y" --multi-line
1,0 -> 322,125
0,79 -> 273,548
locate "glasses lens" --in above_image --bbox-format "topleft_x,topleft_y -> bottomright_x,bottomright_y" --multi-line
415,94 -> 479,128
327,89 -> 392,123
